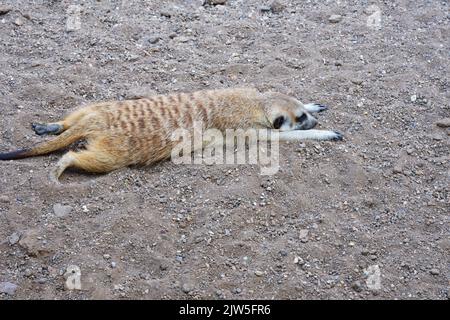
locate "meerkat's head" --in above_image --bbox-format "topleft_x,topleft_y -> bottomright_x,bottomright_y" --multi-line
261,92 -> 318,131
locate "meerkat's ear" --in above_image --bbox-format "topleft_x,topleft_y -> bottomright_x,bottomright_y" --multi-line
273,116 -> 285,129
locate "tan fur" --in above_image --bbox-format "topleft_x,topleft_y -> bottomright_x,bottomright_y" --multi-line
0,88 -> 337,181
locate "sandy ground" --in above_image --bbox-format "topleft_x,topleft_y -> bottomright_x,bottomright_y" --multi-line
0,0 -> 448,300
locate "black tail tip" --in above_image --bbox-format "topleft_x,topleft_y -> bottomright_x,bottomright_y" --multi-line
0,148 -> 31,160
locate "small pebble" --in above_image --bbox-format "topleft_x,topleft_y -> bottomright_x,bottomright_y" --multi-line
429,268 -> 440,276
393,165 -> 403,174
435,118 -> 450,128
0,282 -> 18,295
351,79 -> 363,85
269,1 -> 285,13
294,256 -> 305,265
0,195 -> 10,203
148,36 -> 160,44
177,36 -> 190,43
352,281 -> 363,292
299,229 -> 309,243
206,0 -> 227,5
329,14 -> 343,23
160,10 -> 172,18
8,232 -> 20,245
0,5 -> 13,15
181,283 -> 194,293
14,18 -> 23,26
24,268 -> 33,277
254,270 -> 264,277
53,203 -> 73,218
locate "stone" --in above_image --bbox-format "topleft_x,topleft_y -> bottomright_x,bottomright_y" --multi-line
53,203 -> 73,218
352,281 -> 363,292
0,6 -> 12,15
328,14 -> 343,23
181,282 -> 194,293
19,229 -> 50,257
351,79 -> 364,85
0,195 -> 10,203
206,0 -> 227,5
254,270 -> 264,277
177,36 -> 190,43
435,118 -> 450,128
160,10 -> 172,18
14,18 -> 23,26
392,164 -> 403,174
148,36 -> 160,44
8,232 -> 20,245
0,282 -> 18,295
429,268 -> 440,276
299,229 -> 309,242
270,1 -> 285,13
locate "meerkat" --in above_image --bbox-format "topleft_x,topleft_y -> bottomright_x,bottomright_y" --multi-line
0,88 -> 343,181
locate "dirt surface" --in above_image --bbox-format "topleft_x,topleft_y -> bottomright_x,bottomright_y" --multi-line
0,0 -> 449,300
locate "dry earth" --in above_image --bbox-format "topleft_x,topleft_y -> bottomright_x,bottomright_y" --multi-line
0,0 -> 449,299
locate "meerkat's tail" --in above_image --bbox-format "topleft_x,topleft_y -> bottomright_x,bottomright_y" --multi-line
0,127 -> 83,160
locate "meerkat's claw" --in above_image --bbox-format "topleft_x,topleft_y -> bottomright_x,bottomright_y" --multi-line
331,131 -> 344,141
303,103 -> 328,113
317,104 -> 328,112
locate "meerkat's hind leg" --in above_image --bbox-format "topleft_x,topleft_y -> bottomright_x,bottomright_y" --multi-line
50,151 -> 77,183
49,149 -> 126,183
32,122 -> 65,136
303,103 -> 328,113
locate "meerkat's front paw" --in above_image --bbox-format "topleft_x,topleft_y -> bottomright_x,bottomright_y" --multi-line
316,130 -> 344,141
304,103 -> 328,113
330,131 -> 344,141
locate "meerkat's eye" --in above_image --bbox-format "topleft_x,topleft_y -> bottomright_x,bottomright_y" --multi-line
273,116 -> 285,129
295,114 -> 307,123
